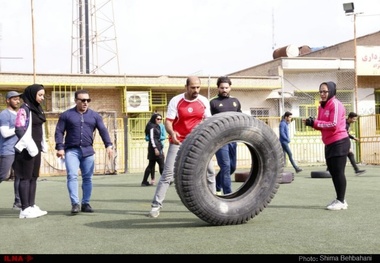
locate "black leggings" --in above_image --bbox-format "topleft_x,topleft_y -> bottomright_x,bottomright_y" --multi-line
142,158 -> 164,184
13,150 -> 41,210
326,155 -> 347,202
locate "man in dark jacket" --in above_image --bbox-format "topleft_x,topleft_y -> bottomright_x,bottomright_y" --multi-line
210,76 -> 242,195
345,112 -> 365,175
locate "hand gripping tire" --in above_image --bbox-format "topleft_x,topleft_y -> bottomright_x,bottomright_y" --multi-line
174,112 -> 284,226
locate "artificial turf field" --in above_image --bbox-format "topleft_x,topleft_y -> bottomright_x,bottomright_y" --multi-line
0,164 -> 378,259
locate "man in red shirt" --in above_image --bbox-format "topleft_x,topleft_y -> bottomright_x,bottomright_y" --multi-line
149,76 -> 215,218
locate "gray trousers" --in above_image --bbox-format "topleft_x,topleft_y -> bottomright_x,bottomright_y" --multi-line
152,143 -> 216,208
0,154 -> 20,204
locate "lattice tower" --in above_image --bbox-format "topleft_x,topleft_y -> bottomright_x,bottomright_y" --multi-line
71,0 -> 120,74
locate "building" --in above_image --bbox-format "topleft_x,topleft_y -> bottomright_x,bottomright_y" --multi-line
230,31 -> 380,165
1,32 -> 379,175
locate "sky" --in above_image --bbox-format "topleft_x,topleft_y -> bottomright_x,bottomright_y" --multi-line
0,0 -> 379,76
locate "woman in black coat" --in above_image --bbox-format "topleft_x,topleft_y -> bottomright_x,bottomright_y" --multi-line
14,84 -> 48,218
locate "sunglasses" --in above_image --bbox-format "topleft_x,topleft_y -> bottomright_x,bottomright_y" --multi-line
77,99 -> 91,103
156,118 -> 162,120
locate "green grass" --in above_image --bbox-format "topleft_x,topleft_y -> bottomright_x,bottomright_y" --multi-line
0,165 -> 379,255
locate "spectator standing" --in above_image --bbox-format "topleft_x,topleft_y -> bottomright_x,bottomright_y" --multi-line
155,121 -> 167,184
279,111 -> 303,173
345,112 -> 366,175
144,112 -> 166,185
55,90 -> 113,214
304,81 -> 350,210
14,84 -> 48,218
0,91 -> 22,210
141,113 -> 165,186
148,76 -> 216,218
209,76 -> 242,195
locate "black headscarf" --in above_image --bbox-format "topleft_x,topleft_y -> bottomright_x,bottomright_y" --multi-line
319,81 -> 336,108
21,84 -> 46,122
145,113 -> 161,135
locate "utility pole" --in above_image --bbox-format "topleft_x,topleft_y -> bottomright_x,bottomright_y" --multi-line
343,2 -> 362,113
30,0 -> 36,82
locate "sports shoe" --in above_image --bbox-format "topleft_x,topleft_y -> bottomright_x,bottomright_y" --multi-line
32,205 -> 48,216
150,179 -> 155,185
326,199 -> 348,210
19,206 -> 39,219
12,203 -> 22,210
141,181 -> 151,186
295,168 -> 303,173
355,170 -> 366,176
216,191 -> 222,196
149,206 -> 161,218
81,203 -> 94,213
71,204 -> 80,214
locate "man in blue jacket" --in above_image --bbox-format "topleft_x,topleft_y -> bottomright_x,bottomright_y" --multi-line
279,111 -> 302,173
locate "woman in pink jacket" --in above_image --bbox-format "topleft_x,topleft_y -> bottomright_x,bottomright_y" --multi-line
304,81 -> 350,210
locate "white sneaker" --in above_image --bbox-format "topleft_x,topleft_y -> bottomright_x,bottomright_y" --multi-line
19,206 -> 39,219
32,205 -> 48,216
326,199 -> 348,210
149,206 -> 161,218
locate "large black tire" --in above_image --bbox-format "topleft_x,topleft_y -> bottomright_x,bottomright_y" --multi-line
174,112 -> 284,226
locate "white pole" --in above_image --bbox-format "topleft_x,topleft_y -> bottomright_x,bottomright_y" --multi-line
30,0 -> 36,82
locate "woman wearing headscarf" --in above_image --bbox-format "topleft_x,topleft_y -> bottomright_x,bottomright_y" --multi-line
14,84 -> 48,218
304,81 -> 350,210
141,113 -> 165,186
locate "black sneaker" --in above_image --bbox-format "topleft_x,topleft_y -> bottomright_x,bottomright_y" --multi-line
355,170 -> 366,176
71,204 -> 80,214
81,203 -> 94,213
141,181 -> 151,186
295,168 -> 303,173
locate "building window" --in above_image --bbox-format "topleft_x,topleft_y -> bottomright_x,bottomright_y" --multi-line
250,108 -> 270,125
375,91 -> 380,133
52,91 -> 75,112
250,108 -> 269,117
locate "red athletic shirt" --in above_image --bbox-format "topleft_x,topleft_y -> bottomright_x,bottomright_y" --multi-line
166,93 -> 211,143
